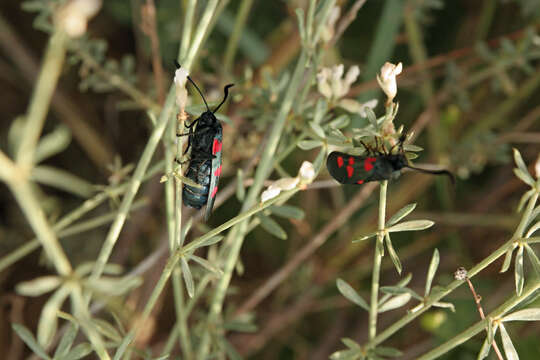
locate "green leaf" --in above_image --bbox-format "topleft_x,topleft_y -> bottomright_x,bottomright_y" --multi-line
61,343 -> 92,360
477,337 -> 490,360
236,169 -> 245,201
425,249 -> 440,297
38,285 -> 70,347
295,8 -> 306,44
502,308 -> 540,322
336,279 -> 369,311
34,125 -> 71,164
514,168 -> 535,187
328,115 -> 350,129
313,98 -> 328,124
257,214 -> 287,240
387,220 -> 434,233
433,301 -> 455,312
403,144 -> 423,152
384,233 -> 402,275
374,346 -> 402,357
223,320 -> 258,333
85,276 -> 142,296
180,257 -> 194,298
352,232 -> 377,243
524,244 -> 540,277
380,286 -> 422,301
310,121 -> 326,139
269,205 -> 305,220
487,320 -> 497,346
218,336 -> 242,360
387,203 -> 416,227
499,323 -> 519,360
330,349 -> 360,360
513,148 -> 530,177
298,139 -> 323,150
515,245 -> 524,296
12,323 -> 51,360
92,318 -> 122,343
54,323 -> 78,359
190,255 -> 223,276
378,293 -> 411,313
16,276 -> 61,297
526,221 -> 540,237
517,189 -> 535,213
500,248 -> 514,273
193,235 -> 224,249
365,107 -> 378,127
341,337 -> 361,350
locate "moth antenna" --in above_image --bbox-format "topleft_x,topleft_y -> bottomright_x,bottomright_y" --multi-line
173,61 -> 210,112
213,84 -> 234,113
405,165 -> 455,185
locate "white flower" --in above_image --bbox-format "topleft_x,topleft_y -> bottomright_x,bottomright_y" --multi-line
261,187 -> 281,202
174,67 -> 189,109
298,161 -> 315,183
57,0 -> 102,37
376,62 -> 402,105
317,65 -> 360,101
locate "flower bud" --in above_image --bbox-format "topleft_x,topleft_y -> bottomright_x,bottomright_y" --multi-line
298,161 -> 315,183
376,62 -> 402,105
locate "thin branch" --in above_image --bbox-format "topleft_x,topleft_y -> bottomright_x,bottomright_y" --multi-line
141,0 -> 166,104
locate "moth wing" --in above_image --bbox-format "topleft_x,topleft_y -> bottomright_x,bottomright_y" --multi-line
205,126 -> 223,221
326,152 -> 373,185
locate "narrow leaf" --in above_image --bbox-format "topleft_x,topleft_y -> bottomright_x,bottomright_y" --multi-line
54,323 -> 78,359
352,232 -> 377,243
38,285 -> 70,347
500,248 -> 514,273
517,189 -> 535,212
487,320 -> 497,346
380,286 -> 422,301
513,148 -> 530,177
313,98 -> 328,124
92,318 -> 122,343
387,203 -> 417,227
309,121 -> 326,139
193,235 -> 224,249
425,249 -> 440,297
336,279 -> 369,311
502,308 -> 540,322
219,336 -> 242,360
341,337 -> 361,350
433,301 -> 455,312
499,323 -> 519,360
524,244 -> 540,277
236,169 -> 245,201
190,255 -> 223,276
477,337 -> 491,360
374,346 -> 403,357
257,214 -> 287,240
62,343 -> 93,360
328,115 -> 350,129
12,324 -> 51,360
384,233 -> 402,275
16,276 -> 61,297
387,220 -> 434,233
180,257 -> 194,298
515,245 -> 524,296
514,168 -> 535,187
525,221 -> 540,237
365,107 -> 377,127
378,293 -> 411,313
298,139 -> 323,150
269,205 -> 305,219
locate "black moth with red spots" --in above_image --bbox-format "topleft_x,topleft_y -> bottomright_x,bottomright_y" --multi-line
326,137 -> 454,185
175,62 -> 233,221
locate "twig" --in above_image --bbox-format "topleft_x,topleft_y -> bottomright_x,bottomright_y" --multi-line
328,0 -> 367,47
141,0 -> 166,104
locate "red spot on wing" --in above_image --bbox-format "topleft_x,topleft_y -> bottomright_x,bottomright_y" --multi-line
357,180 -> 364,184
211,186 -> 218,198
364,157 -> 376,171
348,157 -> 355,165
212,139 -> 222,155
214,165 -> 222,177
346,165 -> 354,178
337,156 -> 344,168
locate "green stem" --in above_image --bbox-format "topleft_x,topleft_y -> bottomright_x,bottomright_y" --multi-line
16,29 -> 68,168
89,88 -> 175,286
183,0 -> 219,70
366,192 -> 539,349
223,0 -> 254,75
179,0 -> 197,62
416,280 -> 540,360
369,180 -> 387,340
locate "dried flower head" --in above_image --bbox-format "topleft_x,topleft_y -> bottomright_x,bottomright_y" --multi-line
57,0 -> 102,37
174,67 -> 189,110
454,267 -> 468,281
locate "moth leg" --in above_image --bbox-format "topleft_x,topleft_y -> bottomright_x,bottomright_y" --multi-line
360,140 -> 373,155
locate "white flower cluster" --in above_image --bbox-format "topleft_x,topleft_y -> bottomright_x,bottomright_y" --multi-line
317,64 -> 378,116
376,62 -> 402,106
261,161 -> 315,202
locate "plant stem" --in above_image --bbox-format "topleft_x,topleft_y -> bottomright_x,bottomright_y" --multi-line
179,0 -> 197,62
416,280 -> 540,360
16,29 -> 68,168
223,0 -> 254,75
183,0 -> 219,70
366,191 -> 539,349
369,180 -> 387,340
